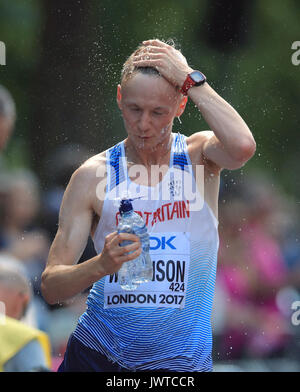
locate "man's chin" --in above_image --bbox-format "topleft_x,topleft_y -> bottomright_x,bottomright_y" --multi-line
130,136 -> 154,149
136,139 -> 163,152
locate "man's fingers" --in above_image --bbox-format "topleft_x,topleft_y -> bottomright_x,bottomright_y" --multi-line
118,247 -> 142,263
133,58 -> 162,67
140,45 -> 165,54
116,240 -> 141,256
142,39 -> 170,49
134,52 -> 162,62
132,56 -> 163,71
115,232 -> 140,243
106,231 -> 139,245
104,231 -> 118,244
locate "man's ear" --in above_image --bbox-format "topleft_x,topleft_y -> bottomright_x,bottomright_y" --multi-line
19,292 -> 30,320
176,95 -> 188,117
116,84 -> 122,110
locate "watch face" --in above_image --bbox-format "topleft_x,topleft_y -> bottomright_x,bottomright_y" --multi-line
190,71 -> 206,85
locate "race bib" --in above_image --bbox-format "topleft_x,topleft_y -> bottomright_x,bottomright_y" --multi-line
104,232 -> 190,309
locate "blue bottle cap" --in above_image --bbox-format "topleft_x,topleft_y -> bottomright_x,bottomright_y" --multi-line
119,199 -> 133,215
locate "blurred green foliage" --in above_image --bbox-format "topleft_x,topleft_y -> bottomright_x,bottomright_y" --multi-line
0,0 -> 299,198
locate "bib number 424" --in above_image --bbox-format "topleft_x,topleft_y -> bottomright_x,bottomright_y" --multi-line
169,282 -> 185,292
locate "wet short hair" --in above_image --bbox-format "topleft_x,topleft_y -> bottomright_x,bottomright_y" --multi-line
120,38 -> 180,86
0,85 -> 16,121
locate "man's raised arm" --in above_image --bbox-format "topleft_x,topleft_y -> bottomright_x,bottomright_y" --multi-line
187,83 -> 256,170
132,39 -> 256,170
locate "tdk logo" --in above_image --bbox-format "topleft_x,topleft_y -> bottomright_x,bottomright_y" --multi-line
150,235 -> 176,250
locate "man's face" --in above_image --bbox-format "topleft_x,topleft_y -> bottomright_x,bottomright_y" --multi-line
0,115 -> 14,151
0,285 -> 28,320
117,73 -> 186,151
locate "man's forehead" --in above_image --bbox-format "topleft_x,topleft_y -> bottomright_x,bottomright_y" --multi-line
123,98 -> 172,110
121,87 -> 179,109
122,73 -> 178,97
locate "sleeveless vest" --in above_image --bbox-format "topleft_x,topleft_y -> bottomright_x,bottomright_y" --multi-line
74,132 -> 219,371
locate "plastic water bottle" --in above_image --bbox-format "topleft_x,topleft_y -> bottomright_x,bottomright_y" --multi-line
117,198 -> 153,291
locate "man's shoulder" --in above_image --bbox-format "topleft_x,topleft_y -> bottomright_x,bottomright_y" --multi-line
82,150 -> 107,168
186,130 -> 214,148
186,131 -> 221,172
73,151 -> 107,182
62,152 -> 108,208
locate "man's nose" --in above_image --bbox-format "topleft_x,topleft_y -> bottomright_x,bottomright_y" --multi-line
139,111 -> 151,132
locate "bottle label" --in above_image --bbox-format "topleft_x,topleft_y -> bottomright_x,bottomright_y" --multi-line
103,232 -> 190,309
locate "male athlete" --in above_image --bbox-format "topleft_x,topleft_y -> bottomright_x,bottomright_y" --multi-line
41,39 -> 256,372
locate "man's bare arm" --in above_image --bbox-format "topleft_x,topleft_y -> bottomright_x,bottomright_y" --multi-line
41,164 -> 142,305
188,83 -> 256,170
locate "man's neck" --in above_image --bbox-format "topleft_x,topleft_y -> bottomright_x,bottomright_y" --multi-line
124,133 -> 173,168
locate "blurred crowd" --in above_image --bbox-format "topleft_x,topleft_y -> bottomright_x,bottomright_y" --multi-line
212,171 -> 300,366
0,83 -> 300,371
0,84 -> 93,371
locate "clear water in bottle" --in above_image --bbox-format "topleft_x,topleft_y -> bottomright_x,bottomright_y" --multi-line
117,198 -> 153,290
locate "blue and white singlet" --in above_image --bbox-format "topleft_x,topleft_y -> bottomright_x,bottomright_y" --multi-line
73,132 -> 219,371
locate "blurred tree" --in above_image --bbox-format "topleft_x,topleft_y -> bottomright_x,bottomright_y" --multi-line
0,0 -> 41,168
0,0 -> 299,199
31,0 -> 106,179
204,0 -> 255,52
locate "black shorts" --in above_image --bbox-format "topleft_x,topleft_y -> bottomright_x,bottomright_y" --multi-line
57,333 -> 170,372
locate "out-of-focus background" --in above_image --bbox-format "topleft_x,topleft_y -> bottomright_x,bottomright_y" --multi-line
0,0 -> 299,372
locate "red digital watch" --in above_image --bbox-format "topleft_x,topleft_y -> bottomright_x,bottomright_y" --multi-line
180,70 -> 206,96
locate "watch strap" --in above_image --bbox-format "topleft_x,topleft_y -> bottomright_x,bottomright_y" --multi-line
179,74 -> 196,96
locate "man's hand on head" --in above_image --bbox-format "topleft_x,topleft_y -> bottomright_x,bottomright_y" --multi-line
132,39 -> 193,89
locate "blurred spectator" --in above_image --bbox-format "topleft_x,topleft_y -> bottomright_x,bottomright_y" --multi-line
0,162 -> 88,370
0,253 -> 40,328
0,262 -> 51,371
0,168 -> 50,296
34,143 -> 94,369
41,143 -> 91,239
241,172 -> 300,290
41,143 -> 96,263
0,84 -> 16,151
47,292 -> 88,371
214,171 -> 295,360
